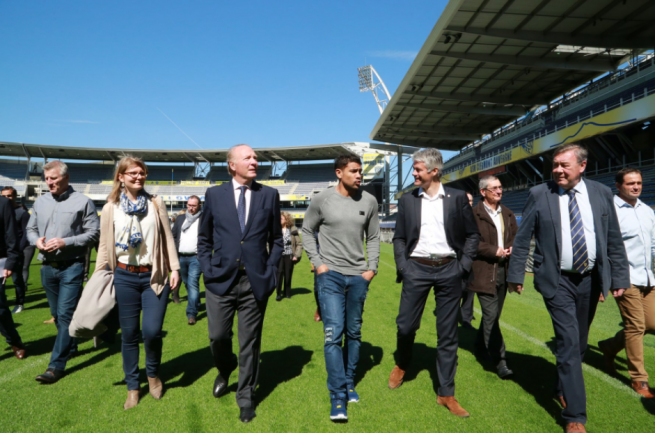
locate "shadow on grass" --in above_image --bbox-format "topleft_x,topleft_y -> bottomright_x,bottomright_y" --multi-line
161,346 -> 215,389
642,397 -> 655,415
354,342 -> 383,386
290,287 -> 311,296
584,345 -> 631,387
401,343 -> 439,394
257,345 -> 313,405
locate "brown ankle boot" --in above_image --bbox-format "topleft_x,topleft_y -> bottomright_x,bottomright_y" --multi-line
632,381 -> 655,398
124,390 -> 139,410
148,376 -> 163,400
388,365 -> 406,389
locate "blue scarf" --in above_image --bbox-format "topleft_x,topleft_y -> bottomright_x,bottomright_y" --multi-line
115,192 -> 149,251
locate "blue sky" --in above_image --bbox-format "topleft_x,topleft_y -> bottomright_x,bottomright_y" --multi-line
1,0 -> 450,157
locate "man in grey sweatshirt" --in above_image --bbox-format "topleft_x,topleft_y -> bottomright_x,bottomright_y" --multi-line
302,154 -> 380,422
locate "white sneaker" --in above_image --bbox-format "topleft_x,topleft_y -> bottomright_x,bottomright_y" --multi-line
12,305 -> 24,314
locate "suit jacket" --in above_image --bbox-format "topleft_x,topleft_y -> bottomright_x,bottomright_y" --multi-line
198,180 -> 283,301
172,213 -> 186,252
393,185 -> 480,283
507,179 -> 630,299
15,206 -> 30,252
468,201 -> 518,295
0,197 -> 20,271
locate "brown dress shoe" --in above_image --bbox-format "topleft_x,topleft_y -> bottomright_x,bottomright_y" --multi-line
631,381 -> 655,398
314,309 -> 322,322
565,422 -> 586,433
11,346 -> 26,360
188,317 -> 197,325
148,376 -> 164,400
437,395 -> 470,417
388,365 -> 406,389
597,339 -> 617,375
124,390 -> 140,410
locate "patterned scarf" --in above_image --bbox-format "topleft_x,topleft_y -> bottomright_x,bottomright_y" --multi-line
115,192 -> 149,251
182,210 -> 202,232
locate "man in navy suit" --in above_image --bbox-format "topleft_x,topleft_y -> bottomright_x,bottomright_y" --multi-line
198,144 -> 283,423
507,143 -> 629,433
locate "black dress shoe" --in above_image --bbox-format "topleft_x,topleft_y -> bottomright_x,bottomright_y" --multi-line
460,322 -> 475,330
275,296 -> 282,302
35,368 -> 64,384
240,407 -> 256,423
497,365 -> 514,379
213,374 -> 229,398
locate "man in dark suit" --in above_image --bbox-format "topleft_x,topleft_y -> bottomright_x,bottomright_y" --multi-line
0,196 -> 26,359
198,144 -> 282,423
388,148 -> 479,417
507,143 -> 630,433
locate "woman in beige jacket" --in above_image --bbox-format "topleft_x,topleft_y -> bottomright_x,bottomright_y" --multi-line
95,156 -> 180,410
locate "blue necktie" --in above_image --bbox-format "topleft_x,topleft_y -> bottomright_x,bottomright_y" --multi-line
567,190 -> 588,273
237,186 -> 247,233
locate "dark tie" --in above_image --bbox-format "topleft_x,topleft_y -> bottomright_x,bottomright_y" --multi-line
567,190 -> 588,273
237,186 -> 247,233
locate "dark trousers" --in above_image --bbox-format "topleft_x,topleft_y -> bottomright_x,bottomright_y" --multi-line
206,272 -> 268,408
395,259 -> 463,396
114,267 -> 171,390
276,255 -> 294,298
22,245 -> 36,286
11,253 -> 26,305
476,266 -> 508,368
41,262 -> 84,371
459,287 -> 475,324
313,271 -> 321,315
0,281 -> 23,347
544,271 -> 596,425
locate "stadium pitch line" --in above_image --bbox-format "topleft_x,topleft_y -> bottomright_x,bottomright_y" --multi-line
473,307 -> 640,398
0,353 -> 50,386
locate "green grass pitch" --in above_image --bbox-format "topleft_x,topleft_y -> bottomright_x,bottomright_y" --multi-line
1,242 -> 653,432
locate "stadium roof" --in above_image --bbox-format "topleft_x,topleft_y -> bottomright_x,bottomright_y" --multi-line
370,0 -> 655,150
0,141 -> 414,164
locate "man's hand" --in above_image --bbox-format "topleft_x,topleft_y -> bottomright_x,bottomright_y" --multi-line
170,270 -> 180,290
292,257 -> 298,262
611,288 -> 626,298
361,270 -> 375,281
44,238 -> 66,252
310,264 -> 315,273
496,247 -> 506,258
2,269 -> 12,278
508,282 -> 523,294
504,247 -> 512,256
36,236 -> 47,251
316,265 -> 329,275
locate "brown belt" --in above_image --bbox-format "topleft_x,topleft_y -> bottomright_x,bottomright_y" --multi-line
117,262 -> 153,273
411,257 -> 455,267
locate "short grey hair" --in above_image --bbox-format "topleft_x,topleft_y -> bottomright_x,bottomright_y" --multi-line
412,148 -> 443,173
226,144 -> 251,175
43,160 -> 69,177
554,143 -> 588,164
479,175 -> 499,191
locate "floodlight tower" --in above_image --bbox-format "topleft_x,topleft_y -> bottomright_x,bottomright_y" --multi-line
358,65 -> 391,114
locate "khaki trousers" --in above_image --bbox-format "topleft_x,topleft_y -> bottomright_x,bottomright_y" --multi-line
605,284 -> 655,381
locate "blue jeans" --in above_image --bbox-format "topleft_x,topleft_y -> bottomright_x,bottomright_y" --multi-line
179,255 -> 201,318
114,267 -> 170,390
317,270 -> 370,394
41,261 -> 85,371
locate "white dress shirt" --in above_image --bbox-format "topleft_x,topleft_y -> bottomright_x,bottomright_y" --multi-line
410,183 -> 457,258
559,179 -> 596,272
178,217 -> 199,254
614,195 -> 655,286
483,201 -> 504,250
232,178 -> 252,224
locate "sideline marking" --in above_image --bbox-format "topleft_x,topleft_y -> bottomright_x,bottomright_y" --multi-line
473,307 -> 640,398
0,354 -> 49,385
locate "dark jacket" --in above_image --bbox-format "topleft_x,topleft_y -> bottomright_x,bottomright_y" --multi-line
15,206 -> 30,252
286,225 -> 303,262
467,200 -> 518,295
0,197 -> 20,272
393,185 -> 480,283
507,179 -> 630,299
197,180 -> 283,301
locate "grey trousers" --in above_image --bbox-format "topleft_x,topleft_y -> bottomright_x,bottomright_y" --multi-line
206,271 -> 268,408
476,266 -> 508,369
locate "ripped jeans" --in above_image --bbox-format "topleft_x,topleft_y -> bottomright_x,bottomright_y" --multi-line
317,270 -> 370,394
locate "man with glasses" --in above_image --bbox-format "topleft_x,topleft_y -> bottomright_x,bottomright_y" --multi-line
172,195 -> 203,325
26,160 -> 100,384
467,176 -> 517,379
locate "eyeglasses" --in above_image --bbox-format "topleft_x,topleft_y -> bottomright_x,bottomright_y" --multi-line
124,171 -> 147,179
484,186 -> 503,192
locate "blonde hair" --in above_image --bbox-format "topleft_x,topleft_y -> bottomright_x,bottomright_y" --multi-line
281,211 -> 294,228
107,156 -> 149,203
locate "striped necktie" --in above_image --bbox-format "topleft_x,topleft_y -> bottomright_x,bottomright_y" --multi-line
567,190 -> 588,273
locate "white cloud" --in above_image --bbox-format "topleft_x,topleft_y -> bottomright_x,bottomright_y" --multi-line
368,50 -> 418,61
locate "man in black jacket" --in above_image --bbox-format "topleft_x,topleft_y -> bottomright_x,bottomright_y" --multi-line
0,195 -> 26,359
1,187 -> 30,313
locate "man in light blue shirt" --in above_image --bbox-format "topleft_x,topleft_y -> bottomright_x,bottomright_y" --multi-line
598,167 -> 655,399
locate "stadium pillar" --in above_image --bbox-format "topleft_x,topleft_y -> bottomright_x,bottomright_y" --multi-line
397,147 -> 402,193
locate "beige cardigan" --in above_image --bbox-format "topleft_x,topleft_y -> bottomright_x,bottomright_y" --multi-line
95,196 -> 180,296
